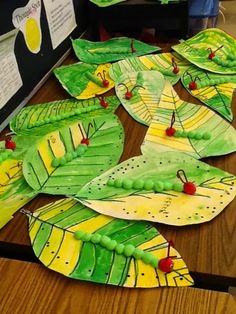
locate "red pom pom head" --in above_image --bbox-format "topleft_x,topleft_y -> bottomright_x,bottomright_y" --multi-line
102,80 -> 109,88
189,81 -> 197,90
158,257 -> 174,273
81,138 -> 89,145
183,182 -> 196,195
166,127 -> 176,136
5,138 -> 16,150
125,91 -> 133,100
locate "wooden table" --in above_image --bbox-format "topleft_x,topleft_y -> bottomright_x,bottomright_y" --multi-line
0,49 -> 236,299
0,257 -> 235,314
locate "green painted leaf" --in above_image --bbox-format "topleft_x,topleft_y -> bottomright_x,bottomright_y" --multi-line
72,37 -> 160,64
115,71 -> 165,125
181,66 -> 236,121
0,159 -> 37,229
76,152 -> 236,226
23,115 -> 124,195
141,81 -> 236,159
54,63 -> 114,99
173,28 -> 236,74
110,52 -> 190,85
89,0 -> 126,7
24,198 -> 193,287
10,96 -> 120,135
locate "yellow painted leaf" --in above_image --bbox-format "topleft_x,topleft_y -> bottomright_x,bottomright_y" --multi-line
173,28 -> 236,74
23,198 -> 193,287
76,152 -> 236,226
54,63 -> 114,99
141,81 -> 236,159
115,71 -> 165,125
0,159 -> 37,229
181,65 -> 236,121
110,52 -> 190,85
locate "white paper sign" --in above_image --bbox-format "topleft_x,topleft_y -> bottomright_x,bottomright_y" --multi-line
12,0 -> 42,54
43,0 -> 77,49
0,30 -> 23,110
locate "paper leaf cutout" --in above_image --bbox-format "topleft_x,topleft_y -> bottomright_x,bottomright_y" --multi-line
89,0 -> 126,7
110,52 -> 190,85
181,66 -> 236,121
25,198 -> 193,287
0,159 -> 37,229
173,28 -> 236,74
141,81 -> 236,159
76,152 -> 236,226
115,71 -> 165,125
10,96 -> 120,135
23,115 -> 124,195
72,37 -> 160,64
54,63 -> 114,99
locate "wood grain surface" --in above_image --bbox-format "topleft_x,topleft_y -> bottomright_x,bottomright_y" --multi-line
0,53 -> 236,285
0,257 -> 235,314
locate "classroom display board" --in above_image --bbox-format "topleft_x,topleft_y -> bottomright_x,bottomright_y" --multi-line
0,0 -> 87,132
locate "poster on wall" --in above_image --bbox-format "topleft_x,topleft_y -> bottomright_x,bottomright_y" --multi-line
43,0 -> 77,49
0,30 -> 23,110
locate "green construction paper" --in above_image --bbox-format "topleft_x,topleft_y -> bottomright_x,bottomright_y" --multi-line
181,66 -> 236,121
72,37 -> 161,64
115,71 -> 165,125
54,63 -> 114,99
76,152 -> 236,226
110,53 -> 190,85
173,28 -> 236,74
23,115 -> 124,195
141,81 -> 236,159
24,198 -> 193,287
10,96 -> 120,136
